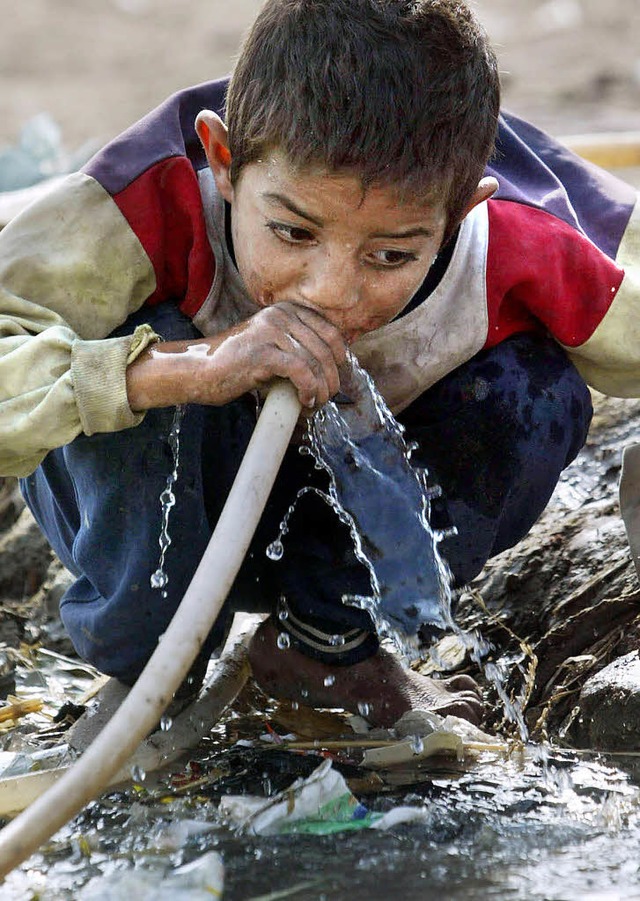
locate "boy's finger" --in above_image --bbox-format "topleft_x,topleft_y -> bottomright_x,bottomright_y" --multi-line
267,343 -> 333,408
280,322 -> 342,399
280,302 -> 349,365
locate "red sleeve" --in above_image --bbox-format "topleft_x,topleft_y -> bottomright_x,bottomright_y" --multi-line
484,199 -> 624,349
113,157 -> 215,318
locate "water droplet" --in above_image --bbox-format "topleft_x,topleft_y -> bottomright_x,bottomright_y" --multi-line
160,714 -> 172,732
329,633 -> 345,647
278,606 -> 289,622
277,632 -> 291,650
150,569 -> 167,589
266,540 -> 284,561
131,764 -> 146,782
301,688 -> 309,698
357,701 -> 371,717
291,701 -> 299,710
323,674 -> 335,687
411,735 -> 424,755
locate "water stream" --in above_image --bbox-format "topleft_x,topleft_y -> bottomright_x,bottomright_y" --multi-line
4,728 -> 640,900
149,405 -> 185,596
268,354 -> 528,737
308,355 -> 454,647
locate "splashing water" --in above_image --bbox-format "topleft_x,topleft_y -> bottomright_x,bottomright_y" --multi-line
307,353 -> 454,655
150,405 -> 184,594
266,539 -> 284,561
266,354 -> 531,735
276,632 -> 291,650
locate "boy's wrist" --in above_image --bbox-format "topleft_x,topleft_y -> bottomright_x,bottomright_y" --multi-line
125,338 -> 207,411
125,334 -> 246,411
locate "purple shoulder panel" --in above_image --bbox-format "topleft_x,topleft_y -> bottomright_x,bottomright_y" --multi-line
83,78 -> 230,195
487,112 -> 637,260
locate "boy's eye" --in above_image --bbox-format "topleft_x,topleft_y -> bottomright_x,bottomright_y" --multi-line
369,249 -> 418,268
267,222 -> 315,244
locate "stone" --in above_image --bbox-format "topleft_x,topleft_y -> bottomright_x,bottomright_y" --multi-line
571,650 -> 640,750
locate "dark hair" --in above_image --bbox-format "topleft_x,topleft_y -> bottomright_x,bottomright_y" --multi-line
226,0 -> 500,237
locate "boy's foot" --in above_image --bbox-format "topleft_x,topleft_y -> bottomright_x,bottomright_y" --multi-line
67,655 -> 209,752
247,617 -> 483,728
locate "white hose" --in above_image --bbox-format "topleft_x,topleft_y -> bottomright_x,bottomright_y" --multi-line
0,379 -> 301,879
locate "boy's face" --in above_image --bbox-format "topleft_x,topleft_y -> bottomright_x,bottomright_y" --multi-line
197,111 -> 496,344
226,153 -> 447,343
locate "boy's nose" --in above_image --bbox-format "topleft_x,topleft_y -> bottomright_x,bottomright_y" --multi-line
298,251 -> 361,313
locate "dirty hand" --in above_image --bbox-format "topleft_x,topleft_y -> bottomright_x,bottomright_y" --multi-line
126,301 -> 348,412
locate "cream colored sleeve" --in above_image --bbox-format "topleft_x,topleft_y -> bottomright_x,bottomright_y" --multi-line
563,193 -> 640,397
0,172 -> 159,477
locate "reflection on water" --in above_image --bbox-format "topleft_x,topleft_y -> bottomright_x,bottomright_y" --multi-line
4,648 -> 640,899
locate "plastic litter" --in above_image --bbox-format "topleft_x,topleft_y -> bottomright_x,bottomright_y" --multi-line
0,114 -> 96,193
219,758 -> 431,835
0,746 -> 74,779
361,709 -> 504,769
77,850 -> 224,900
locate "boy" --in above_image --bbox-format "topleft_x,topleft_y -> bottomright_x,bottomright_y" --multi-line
0,0 -> 636,728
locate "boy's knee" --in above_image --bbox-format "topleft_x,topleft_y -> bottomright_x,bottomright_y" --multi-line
402,333 -> 593,583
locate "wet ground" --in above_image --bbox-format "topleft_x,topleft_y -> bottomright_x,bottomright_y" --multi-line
1,386 -> 640,899
3,686 -> 640,900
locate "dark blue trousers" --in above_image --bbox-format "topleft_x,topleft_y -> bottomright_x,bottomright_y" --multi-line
21,304 -> 592,682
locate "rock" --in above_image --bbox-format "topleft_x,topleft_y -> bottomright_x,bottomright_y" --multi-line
0,477 -> 25,532
571,650 -> 640,750
0,506 -> 53,601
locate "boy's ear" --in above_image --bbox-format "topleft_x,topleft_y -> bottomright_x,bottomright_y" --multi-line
195,110 -> 234,203
460,176 -> 499,219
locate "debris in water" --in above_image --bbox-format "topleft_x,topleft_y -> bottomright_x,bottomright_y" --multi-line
77,850 -> 224,900
219,758 -> 430,835
0,697 -> 43,724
